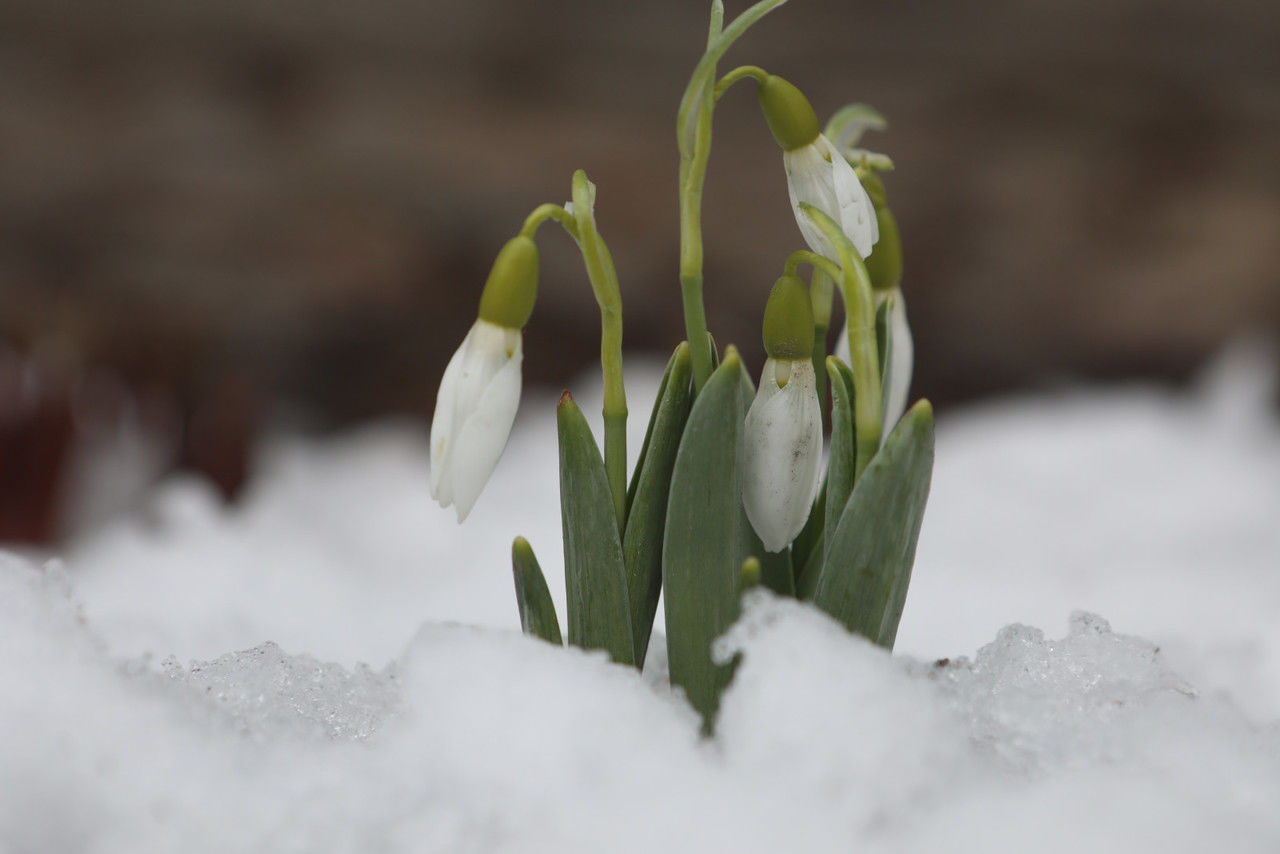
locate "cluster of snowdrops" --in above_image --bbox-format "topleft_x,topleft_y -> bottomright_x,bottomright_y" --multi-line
426,0 -> 934,726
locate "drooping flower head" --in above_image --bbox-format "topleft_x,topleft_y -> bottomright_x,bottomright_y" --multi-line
429,236 -> 539,521
743,274 -> 824,553
757,75 -> 879,262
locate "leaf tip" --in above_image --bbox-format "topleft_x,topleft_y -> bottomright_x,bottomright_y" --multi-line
512,535 -> 534,564
721,344 -> 742,372
557,389 -> 575,409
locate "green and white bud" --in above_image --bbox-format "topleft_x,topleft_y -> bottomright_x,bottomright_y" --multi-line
759,76 -> 878,261
431,235 -> 539,521
744,274 -> 823,552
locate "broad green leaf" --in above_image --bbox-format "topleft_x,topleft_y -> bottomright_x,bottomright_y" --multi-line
812,400 -> 934,648
824,358 -> 857,565
510,536 -> 562,645
796,529 -> 824,599
791,479 -> 825,584
623,342 -> 693,665
662,351 -> 747,724
558,392 -> 635,665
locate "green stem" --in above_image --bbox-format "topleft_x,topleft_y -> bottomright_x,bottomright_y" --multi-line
567,171 -> 628,530
714,64 -> 768,100
521,203 -> 578,239
799,204 -> 882,480
676,0 -> 792,392
808,267 -> 834,414
678,92 -> 716,392
783,249 -> 842,284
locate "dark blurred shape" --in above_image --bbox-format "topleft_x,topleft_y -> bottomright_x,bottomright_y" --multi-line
2,0 -> 1279,541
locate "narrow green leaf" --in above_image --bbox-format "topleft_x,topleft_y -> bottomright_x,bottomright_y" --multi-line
511,536 -> 562,645
812,400 -> 934,648
558,391 -> 636,665
623,342 -> 693,665
796,531 -> 824,599
875,298 -> 889,384
791,478 -> 825,581
662,351 -> 747,724
824,358 -> 857,565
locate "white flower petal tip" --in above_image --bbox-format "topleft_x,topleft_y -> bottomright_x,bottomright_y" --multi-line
784,134 -> 879,263
879,289 -> 914,443
428,319 -> 523,523
742,358 -> 824,553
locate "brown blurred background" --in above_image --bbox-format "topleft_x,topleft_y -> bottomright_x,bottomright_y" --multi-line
2,0 -> 1279,542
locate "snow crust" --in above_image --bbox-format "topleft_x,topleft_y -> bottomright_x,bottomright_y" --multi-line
2,340 -> 1278,851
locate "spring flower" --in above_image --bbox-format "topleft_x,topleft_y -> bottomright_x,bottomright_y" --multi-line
743,276 -> 824,552
757,75 -> 878,261
429,236 -> 539,521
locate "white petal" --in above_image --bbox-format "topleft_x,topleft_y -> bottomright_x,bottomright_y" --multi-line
742,359 -> 824,552
427,319 -> 522,520
879,289 -> 914,443
818,134 -> 879,259
428,337 -> 469,505
445,337 -> 523,522
784,144 -> 839,262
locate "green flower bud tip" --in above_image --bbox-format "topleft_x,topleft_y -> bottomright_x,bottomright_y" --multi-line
865,204 -> 902,290
757,75 -> 819,151
762,275 -> 815,360
477,236 -> 539,329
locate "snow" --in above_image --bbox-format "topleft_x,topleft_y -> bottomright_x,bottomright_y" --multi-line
2,340 -> 1279,852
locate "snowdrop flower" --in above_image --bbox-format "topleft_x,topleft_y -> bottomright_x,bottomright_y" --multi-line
429,236 -> 539,521
743,275 -> 824,553
757,75 -> 878,261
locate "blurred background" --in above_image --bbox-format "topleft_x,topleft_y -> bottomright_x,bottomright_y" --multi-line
2,0 -> 1278,543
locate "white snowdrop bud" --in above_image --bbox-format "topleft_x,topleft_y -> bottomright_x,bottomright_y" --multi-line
430,236 -> 540,521
785,133 -> 880,262
428,319 -> 524,522
742,357 -> 824,553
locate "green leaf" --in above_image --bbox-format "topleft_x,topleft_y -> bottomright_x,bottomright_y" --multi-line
791,478 -> 825,582
623,343 -> 693,665
557,391 -> 636,665
662,350 -> 747,724
875,298 -> 889,385
511,537 -> 562,645
824,358 -> 857,566
796,530 -> 824,599
812,400 -> 934,648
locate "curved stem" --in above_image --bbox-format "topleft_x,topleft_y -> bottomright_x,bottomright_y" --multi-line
799,204 -> 882,481
783,249 -> 842,284
521,203 -> 578,239
567,171 -> 628,530
714,64 -> 768,101
676,0 -> 792,392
